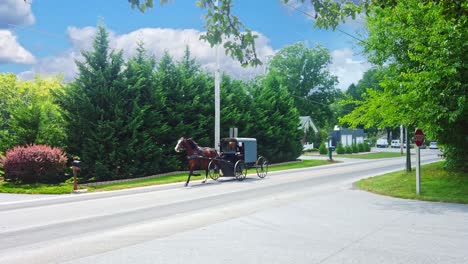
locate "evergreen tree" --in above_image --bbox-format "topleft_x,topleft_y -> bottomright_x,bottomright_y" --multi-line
123,42 -> 167,177
250,75 -> 303,163
319,142 -> 328,155
220,75 -> 254,139
155,51 -> 194,170
58,25 -> 128,181
176,47 -> 214,147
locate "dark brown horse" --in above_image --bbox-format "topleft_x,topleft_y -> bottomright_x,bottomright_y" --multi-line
174,137 -> 218,186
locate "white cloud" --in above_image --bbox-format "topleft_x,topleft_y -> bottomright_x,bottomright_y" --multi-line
19,51 -> 79,80
329,48 -> 371,90
0,30 -> 35,64
0,0 -> 35,28
67,26 -> 97,51
20,26 -> 275,81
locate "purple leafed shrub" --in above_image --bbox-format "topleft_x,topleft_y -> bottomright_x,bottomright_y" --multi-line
1,144 -> 67,183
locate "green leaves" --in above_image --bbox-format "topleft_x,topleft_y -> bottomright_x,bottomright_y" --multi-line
267,43 -> 339,128
0,74 -> 66,153
342,0 -> 467,170
249,75 -> 303,162
127,1 -> 369,66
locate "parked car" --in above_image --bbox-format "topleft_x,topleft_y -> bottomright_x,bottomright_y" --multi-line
429,141 -> 438,149
403,143 -> 414,148
376,138 -> 388,148
391,140 -> 401,148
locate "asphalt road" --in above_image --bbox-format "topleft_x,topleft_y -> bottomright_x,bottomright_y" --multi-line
1,150 -> 467,264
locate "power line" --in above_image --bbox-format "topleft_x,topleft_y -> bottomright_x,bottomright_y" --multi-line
284,2 -> 366,43
5,23 -> 63,38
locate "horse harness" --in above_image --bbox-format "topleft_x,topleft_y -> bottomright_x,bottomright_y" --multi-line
187,147 -> 217,161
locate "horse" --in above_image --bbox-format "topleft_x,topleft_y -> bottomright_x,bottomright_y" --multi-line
174,137 -> 218,186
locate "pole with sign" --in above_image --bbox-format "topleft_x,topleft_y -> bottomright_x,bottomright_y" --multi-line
414,128 -> 425,195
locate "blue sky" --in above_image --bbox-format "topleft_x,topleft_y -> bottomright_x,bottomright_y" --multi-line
0,0 -> 370,90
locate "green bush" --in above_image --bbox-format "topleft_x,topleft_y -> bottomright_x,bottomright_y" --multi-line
319,143 -> 328,155
358,143 -> 365,152
345,145 -> 353,154
365,143 -> 371,152
352,144 -> 359,153
336,142 -> 345,154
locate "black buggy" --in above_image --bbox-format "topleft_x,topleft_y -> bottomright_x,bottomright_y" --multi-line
207,138 -> 269,181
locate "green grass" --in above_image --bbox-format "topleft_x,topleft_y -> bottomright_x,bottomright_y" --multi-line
356,161 -> 468,204
0,181 -> 75,194
0,159 -> 332,194
266,159 -> 333,171
336,152 -> 404,159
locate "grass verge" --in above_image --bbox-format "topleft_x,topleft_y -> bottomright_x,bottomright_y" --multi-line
356,161 -> 468,204
0,181 -> 74,195
336,152 -> 404,159
0,159 -> 332,194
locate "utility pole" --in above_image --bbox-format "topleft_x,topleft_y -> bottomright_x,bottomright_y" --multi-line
400,124 -> 404,155
214,0 -> 220,152
406,126 -> 411,172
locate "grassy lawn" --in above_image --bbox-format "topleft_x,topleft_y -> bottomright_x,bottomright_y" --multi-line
0,159 -> 332,194
356,161 -> 468,204
336,152 -> 404,159
0,181 -> 75,195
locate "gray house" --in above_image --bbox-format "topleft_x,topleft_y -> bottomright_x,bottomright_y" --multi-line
330,127 -> 367,147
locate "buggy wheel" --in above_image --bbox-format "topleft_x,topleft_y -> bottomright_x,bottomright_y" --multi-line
234,160 -> 247,181
256,156 -> 268,178
208,160 -> 220,180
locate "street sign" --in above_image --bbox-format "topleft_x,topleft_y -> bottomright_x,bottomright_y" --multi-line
414,128 -> 424,147
414,128 -> 424,195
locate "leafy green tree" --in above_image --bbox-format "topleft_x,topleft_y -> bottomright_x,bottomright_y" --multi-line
267,43 -> 339,128
348,68 -> 383,101
341,0 -> 467,170
337,68 -> 387,129
0,74 -> 66,153
249,75 -> 303,162
127,0 -> 369,66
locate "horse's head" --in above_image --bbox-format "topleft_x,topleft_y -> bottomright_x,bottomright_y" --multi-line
174,137 -> 186,153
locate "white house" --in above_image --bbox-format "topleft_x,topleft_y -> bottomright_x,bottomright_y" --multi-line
299,116 -> 318,149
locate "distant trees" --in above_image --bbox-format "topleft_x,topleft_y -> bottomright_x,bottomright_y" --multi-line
53,25 -> 304,181
0,74 -> 66,153
267,43 -> 339,128
341,0 -> 467,171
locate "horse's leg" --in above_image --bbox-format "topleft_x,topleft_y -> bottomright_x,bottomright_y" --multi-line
192,159 -> 201,176
185,169 -> 192,187
202,166 -> 208,183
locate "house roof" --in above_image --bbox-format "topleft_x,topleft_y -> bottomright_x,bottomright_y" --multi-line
299,116 -> 318,133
